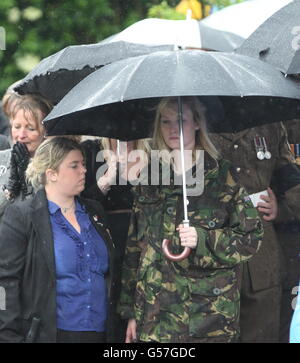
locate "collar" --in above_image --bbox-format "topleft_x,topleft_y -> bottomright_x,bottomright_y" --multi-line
47,198 -> 84,215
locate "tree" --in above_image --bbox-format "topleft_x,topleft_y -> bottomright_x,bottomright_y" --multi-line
0,0 -> 246,98
149,0 -> 245,19
0,0 -> 160,97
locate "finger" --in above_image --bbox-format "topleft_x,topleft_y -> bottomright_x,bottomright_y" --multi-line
263,214 -> 275,221
181,238 -> 197,248
14,143 -> 28,162
258,207 -> 272,214
257,202 -> 270,209
259,195 -> 270,202
267,187 -> 275,198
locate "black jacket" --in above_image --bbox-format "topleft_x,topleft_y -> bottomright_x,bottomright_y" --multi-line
0,189 -> 117,343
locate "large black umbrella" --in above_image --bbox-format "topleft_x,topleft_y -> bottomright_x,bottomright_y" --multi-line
236,0 -> 300,75
44,49 -> 300,261
14,41 -> 173,104
100,18 -> 244,52
44,49 -> 300,140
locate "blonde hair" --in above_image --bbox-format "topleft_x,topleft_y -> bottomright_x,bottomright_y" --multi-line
26,137 -> 84,190
152,96 -> 219,160
10,94 -> 53,125
100,137 -> 149,164
10,94 -> 53,136
2,92 -> 22,119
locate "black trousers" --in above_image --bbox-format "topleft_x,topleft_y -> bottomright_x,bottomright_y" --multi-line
57,329 -> 105,343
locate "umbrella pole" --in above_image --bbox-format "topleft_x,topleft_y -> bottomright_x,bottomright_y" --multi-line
162,96 -> 191,262
178,96 -> 190,228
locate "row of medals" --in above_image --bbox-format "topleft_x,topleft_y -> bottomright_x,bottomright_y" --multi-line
254,136 -> 271,160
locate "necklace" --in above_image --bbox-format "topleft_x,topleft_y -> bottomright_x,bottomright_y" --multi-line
61,202 -> 75,214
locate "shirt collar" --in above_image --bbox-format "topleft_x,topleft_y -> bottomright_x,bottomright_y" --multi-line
48,198 -> 85,215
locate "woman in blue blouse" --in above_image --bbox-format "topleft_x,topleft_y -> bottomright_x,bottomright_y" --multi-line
0,137 -> 117,343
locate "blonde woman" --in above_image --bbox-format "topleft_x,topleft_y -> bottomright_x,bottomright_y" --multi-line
0,137 -> 117,343
118,96 -> 264,343
0,93 -> 52,219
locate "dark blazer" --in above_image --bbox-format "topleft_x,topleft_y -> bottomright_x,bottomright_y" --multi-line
0,189 -> 117,343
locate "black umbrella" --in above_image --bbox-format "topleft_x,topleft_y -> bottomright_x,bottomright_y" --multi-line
100,18 -> 244,52
14,41 -> 173,104
43,49 -> 300,261
236,0 -> 300,75
44,49 -> 300,140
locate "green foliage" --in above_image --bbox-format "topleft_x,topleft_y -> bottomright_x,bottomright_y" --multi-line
201,0 -> 244,8
0,0 -> 151,97
148,1 -> 185,19
0,0 -> 246,98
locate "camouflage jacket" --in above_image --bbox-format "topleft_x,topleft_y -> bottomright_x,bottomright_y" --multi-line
118,155 -> 263,343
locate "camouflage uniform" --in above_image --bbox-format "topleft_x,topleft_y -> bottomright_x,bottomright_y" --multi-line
118,155 -> 263,343
210,123 -> 300,342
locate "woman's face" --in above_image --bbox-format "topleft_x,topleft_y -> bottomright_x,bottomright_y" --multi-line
160,103 -> 199,151
51,149 -> 86,197
11,109 -> 45,156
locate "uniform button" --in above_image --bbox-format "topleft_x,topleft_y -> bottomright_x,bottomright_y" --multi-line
138,196 -> 145,202
213,288 -> 221,295
208,221 -> 216,228
87,254 -> 90,257
236,167 -> 241,173
88,278 -> 91,282
233,144 -> 239,149
167,207 -> 175,214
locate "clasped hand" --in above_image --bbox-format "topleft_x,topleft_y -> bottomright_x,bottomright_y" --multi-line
176,224 -> 198,249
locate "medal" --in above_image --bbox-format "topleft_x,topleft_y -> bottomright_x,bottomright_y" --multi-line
254,136 -> 265,160
257,151 -> 265,160
262,137 -> 272,160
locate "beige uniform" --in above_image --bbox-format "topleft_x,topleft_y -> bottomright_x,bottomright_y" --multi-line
210,122 -> 300,342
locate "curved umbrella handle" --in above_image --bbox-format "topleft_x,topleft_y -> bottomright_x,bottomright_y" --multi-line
162,239 -> 191,262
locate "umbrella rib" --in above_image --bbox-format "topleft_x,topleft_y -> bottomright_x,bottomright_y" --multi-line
117,56 -> 147,101
208,53 -> 244,95
211,52 -> 278,95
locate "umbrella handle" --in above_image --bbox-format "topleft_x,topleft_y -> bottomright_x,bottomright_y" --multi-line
162,239 -> 191,262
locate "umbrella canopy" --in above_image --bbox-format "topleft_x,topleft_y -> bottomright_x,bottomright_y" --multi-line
43,49 -> 300,140
201,0 -> 293,38
99,18 -> 244,52
236,0 -> 300,75
14,41 -> 173,105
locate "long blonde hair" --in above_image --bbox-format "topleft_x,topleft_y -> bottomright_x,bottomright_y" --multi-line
100,137 -> 149,165
151,96 -> 219,160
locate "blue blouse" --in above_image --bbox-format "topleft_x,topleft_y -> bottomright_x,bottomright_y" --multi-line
48,199 -> 108,332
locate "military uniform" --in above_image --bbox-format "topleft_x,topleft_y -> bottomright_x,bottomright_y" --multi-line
274,119 -> 300,342
210,122 -> 300,342
118,155 -> 263,343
